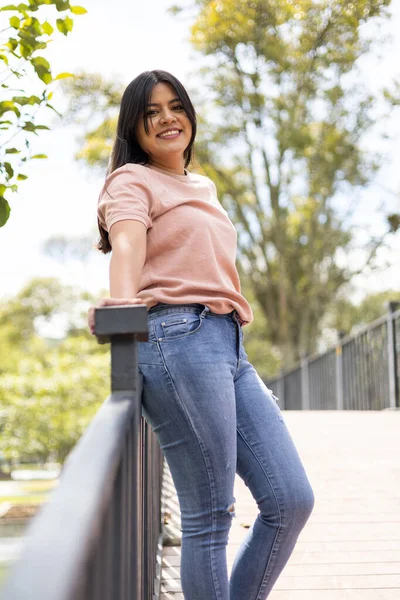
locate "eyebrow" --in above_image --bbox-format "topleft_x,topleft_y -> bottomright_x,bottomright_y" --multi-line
147,97 -> 181,106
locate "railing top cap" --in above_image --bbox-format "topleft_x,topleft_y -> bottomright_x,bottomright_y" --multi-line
94,304 -> 149,341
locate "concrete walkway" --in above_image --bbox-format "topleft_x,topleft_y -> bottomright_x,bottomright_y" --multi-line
160,410 -> 400,599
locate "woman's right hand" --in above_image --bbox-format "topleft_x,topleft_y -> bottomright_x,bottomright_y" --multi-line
88,297 -> 147,335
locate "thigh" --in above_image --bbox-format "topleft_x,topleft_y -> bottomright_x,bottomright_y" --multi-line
234,359 -> 313,515
138,309 -> 239,512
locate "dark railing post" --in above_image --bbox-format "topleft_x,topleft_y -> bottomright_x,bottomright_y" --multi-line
336,330 -> 345,411
95,304 -> 148,600
386,302 -> 400,409
277,369 -> 285,410
301,352 -> 310,410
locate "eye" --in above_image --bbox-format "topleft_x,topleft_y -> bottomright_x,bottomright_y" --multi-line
173,104 -> 184,111
145,109 -> 158,117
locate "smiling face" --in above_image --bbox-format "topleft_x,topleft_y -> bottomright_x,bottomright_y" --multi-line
135,81 -> 193,173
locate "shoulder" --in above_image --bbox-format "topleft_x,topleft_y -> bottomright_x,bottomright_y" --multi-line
99,164 -> 156,203
105,163 -> 152,187
187,170 -> 217,190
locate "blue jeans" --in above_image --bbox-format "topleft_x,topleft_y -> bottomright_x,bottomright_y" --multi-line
138,303 -> 314,600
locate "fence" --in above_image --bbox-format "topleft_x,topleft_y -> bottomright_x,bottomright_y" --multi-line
267,304 -> 400,411
3,305 -> 163,600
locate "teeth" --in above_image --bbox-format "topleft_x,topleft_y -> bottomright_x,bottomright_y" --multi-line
159,130 -> 180,138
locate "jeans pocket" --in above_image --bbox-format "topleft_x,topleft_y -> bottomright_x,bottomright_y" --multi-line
159,312 -> 203,341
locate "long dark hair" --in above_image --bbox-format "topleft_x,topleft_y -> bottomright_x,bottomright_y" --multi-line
97,70 -> 197,253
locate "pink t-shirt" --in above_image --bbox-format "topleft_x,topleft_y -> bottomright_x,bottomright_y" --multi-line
97,163 -> 253,326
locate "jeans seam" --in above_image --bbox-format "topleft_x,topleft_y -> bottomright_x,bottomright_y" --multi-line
156,341 -> 223,600
236,428 -> 284,600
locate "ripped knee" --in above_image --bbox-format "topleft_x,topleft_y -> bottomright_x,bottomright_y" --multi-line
223,499 -> 236,518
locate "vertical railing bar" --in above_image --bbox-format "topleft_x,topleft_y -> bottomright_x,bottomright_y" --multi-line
387,304 -> 398,409
127,422 -> 133,600
301,354 -> 310,410
104,496 -> 113,600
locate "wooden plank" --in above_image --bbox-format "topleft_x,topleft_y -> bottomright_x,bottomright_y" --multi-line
160,411 -> 400,597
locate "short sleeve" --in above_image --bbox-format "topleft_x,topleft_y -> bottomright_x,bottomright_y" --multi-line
97,165 -> 153,232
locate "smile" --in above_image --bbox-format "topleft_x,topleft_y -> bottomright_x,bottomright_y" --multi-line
157,129 -> 181,139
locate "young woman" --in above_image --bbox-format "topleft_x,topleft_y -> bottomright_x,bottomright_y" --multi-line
89,70 -> 314,600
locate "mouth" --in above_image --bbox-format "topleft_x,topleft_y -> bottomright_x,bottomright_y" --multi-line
157,129 -> 182,139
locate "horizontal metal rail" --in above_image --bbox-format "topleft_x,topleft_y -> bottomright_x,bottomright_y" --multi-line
267,306 -> 400,411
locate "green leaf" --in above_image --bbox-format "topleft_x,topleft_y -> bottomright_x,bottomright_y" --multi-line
55,0 -> 70,12
56,17 -> 67,35
65,15 -> 73,31
13,95 -> 41,106
46,102 -> 61,116
0,101 -> 21,117
17,174 -> 28,180
4,162 -> 14,179
56,16 -> 73,35
7,38 -> 18,51
31,56 -> 50,70
31,57 -> 52,84
34,125 -> 50,130
5,148 -> 20,154
0,197 -> 11,228
0,54 -> 9,65
22,121 -> 36,132
31,154 -> 47,159
9,15 -> 20,28
0,5 -> 18,11
42,21 -> 54,35
54,72 -> 73,80
70,5 -> 87,14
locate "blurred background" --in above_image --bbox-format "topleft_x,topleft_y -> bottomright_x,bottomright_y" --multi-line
0,0 -> 399,582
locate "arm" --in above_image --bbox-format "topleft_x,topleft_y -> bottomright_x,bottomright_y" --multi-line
88,219 -> 148,334
109,220 -> 147,297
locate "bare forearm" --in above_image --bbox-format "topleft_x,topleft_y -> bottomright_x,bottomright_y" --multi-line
108,220 -> 147,298
88,220 -> 147,334
109,247 -> 145,298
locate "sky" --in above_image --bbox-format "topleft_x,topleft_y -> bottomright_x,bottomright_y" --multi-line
0,0 -> 399,307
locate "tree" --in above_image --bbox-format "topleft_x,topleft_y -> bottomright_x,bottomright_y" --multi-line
0,335 -> 108,464
182,0 -> 394,364
59,71 -> 123,168
383,79 -> 400,233
59,1 -> 398,368
0,0 -> 87,227
0,276 -> 84,343
328,290 -> 400,336
0,277 -> 109,465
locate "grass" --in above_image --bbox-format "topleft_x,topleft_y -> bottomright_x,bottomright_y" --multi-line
0,495 -> 48,505
20,480 -> 58,494
0,563 -> 9,587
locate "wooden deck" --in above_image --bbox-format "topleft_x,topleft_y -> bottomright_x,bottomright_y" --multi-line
160,410 -> 400,599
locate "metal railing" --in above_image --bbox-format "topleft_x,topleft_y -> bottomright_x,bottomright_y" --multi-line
267,304 -> 400,411
3,305 -> 163,600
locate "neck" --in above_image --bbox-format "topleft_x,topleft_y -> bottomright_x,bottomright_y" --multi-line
148,157 -> 186,176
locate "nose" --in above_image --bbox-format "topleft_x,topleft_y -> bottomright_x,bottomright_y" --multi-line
160,108 -> 177,124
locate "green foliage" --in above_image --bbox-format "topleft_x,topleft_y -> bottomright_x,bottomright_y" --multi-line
328,290 -> 400,336
0,0 -> 87,226
187,0 -> 393,365
0,277 -> 109,464
0,336 -> 108,464
60,71 -> 123,168
0,276 -> 80,344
